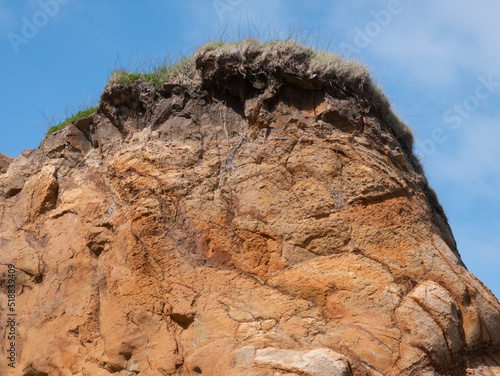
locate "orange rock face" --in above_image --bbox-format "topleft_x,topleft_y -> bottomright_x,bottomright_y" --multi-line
1,44 -> 499,375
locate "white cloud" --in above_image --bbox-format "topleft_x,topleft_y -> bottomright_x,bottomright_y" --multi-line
424,1 -> 500,75
318,0 -> 500,90
370,29 -> 465,88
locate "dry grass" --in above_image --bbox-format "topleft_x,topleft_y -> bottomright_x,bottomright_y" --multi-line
196,38 -> 370,86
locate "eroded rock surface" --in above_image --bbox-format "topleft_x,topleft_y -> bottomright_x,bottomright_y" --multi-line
0,153 -> 13,174
1,44 -> 499,376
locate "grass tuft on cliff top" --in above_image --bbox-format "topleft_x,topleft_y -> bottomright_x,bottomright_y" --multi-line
108,56 -> 195,86
197,37 -> 372,87
46,106 -> 98,135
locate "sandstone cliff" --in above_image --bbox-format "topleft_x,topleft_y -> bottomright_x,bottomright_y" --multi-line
0,153 -> 13,174
1,41 -> 499,376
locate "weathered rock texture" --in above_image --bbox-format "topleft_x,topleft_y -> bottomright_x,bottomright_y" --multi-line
0,153 -> 13,174
1,43 -> 500,376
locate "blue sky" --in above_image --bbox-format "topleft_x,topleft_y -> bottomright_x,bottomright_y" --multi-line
1,0 -> 499,298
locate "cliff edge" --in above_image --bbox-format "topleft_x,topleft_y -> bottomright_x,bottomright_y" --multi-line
0,153 -> 13,174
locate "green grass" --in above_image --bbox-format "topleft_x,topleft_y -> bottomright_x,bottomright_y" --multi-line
46,106 -> 98,135
108,57 -> 195,86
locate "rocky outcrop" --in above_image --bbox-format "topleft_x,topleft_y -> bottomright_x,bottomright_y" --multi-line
0,41 -> 499,376
0,152 -> 13,174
